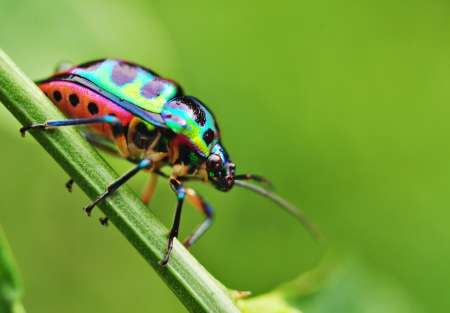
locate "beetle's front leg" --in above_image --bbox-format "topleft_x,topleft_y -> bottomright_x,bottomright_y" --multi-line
183,188 -> 214,249
160,177 -> 186,266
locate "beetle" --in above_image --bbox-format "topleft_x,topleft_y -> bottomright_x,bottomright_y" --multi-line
21,59 -> 321,265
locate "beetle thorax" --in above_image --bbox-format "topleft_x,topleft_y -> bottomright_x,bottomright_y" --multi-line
125,118 -> 169,164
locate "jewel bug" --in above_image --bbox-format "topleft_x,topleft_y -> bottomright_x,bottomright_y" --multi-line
21,59 -> 321,265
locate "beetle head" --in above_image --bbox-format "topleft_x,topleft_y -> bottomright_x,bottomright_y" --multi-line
207,143 -> 235,191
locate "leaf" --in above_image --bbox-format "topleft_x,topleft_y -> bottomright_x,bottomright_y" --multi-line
237,256 -> 421,313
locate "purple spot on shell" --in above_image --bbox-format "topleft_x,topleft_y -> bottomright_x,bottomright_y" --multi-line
111,62 -> 137,86
141,78 -> 166,99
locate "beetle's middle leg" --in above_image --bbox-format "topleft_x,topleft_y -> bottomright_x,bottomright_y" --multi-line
65,178 -> 75,192
141,173 -> 159,205
84,158 -> 152,216
86,123 -> 141,227
97,120 -> 131,226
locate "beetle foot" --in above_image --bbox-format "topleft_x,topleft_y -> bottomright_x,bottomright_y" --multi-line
84,204 -> 94,217
65,178 -> 74,192
183,237 -> 193,250
160,233 -> 176,266
99,217 -> 109,226
19,123 -> 47,137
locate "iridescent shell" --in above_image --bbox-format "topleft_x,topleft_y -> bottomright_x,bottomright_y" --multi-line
38,59 -> 220,157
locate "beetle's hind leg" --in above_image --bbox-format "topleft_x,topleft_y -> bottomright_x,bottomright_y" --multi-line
20,116 -> 122,136
21,116 -> 148,220
21,116 -> 130,159
22,115 -> 130,203
54,61 -> 74,73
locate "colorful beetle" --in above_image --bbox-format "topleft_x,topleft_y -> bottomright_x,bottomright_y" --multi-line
21,59 -> 320,265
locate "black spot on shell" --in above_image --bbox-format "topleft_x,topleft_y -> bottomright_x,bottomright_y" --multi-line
53,90 -> 62,102
203,128 -> 214,145
88,102 -> 99,115
69,94 -> 79,107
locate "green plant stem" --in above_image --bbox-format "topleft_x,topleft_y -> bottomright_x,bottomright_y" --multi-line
0,50 -> 239,313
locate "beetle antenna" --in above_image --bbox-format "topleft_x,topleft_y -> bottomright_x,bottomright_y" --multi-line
234,174 -> 274,190
234,180 -> 323,242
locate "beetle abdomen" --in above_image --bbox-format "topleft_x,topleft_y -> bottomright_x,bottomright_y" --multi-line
39,81 -> 134,139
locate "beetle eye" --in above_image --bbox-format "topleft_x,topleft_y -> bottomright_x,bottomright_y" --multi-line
207,154 -> 222,172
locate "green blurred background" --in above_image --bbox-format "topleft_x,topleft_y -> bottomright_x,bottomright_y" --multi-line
0,0 -> 449,312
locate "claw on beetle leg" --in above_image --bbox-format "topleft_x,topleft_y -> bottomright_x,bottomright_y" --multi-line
19,123 -> 47,137
99,217 -> 109,226
65,178 -> 74,192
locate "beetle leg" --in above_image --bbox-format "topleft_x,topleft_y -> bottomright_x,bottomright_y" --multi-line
160,178 -> 185,266
96,121 -> 133,224
183,188 -> 214,249
99,216 -> 109,226
84,132 -> 121,157
21,116 -> 131,182
20,116 -> 130,158
20,115 -> 122,136
234,174 -> 274,190
111,131 -> 129,158
65,178 -> 74,192
83,159 -> 152,216
54,61 -> 74,73
141,173 -> 159,205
